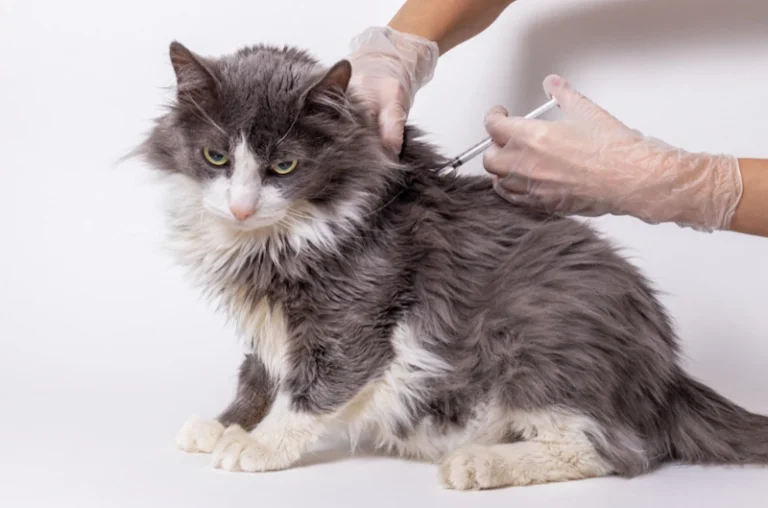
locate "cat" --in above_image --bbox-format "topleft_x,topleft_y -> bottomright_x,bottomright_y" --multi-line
133,40 -> 768,490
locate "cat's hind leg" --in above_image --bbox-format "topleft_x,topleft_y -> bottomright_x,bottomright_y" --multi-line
176,354 -> 275,454
439,440 -> 612,490
439,410 -> 640,490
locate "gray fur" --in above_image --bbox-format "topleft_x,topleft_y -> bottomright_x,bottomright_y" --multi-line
217,354 -> 275,431
136,41 -> 768,480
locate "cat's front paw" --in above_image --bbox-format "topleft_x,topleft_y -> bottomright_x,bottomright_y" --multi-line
212,425 -> 298,472
175,418 -> 225,453
439,445 -> 505,491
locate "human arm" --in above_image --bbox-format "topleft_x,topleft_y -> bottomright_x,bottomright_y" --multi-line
729,159 -> 768,237
388,0 -> 517,54
482,74 -> 768,238
347,0 -> 517,152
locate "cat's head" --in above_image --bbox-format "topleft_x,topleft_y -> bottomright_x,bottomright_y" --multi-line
138,41 -> 397,234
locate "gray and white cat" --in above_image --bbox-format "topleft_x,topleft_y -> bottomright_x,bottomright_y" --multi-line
135,41 -> 768,490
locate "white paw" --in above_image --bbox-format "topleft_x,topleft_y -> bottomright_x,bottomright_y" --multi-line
439,445 -> 505,491
211,425 -> 254,471
211,425 -> 301,472
175,418 -> 225,453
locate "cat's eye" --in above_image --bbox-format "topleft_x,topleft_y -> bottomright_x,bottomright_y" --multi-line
271,160 -> 298,175
203,148 -> 229,166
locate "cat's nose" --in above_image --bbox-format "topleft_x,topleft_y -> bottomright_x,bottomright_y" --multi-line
230,202 -> 256,221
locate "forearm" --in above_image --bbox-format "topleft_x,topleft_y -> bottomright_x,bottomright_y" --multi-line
388,0 -> 517,54
728,159 -> 768,237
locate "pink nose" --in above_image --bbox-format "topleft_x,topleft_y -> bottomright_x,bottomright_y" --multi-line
230,203 -> 256,221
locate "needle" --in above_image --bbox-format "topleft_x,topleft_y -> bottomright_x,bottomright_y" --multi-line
437,97 -> 559,174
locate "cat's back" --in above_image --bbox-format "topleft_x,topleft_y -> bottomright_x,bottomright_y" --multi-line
394,131 -> 680,388
396,126 -> 599,249
395,127 -> 630,275
394,135 -> 673,338
399,167 -> 609,269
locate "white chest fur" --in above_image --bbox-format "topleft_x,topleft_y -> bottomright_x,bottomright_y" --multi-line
232,296 -> 290,381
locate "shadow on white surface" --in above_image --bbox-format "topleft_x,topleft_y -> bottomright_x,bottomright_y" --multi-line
2,371 -> 767,508
507,0 -> 768,113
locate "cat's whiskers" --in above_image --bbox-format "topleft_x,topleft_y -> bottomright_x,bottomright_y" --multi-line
276,214 -> 310,236
285,208 -> 315,221
274,109 -> 302,147
169,207 -> 207,228
201,197 -> 235,222
180,92 -> 227,136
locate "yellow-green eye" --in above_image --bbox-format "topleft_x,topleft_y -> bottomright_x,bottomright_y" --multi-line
203,148 -> 229,166
271,160 -> 298,175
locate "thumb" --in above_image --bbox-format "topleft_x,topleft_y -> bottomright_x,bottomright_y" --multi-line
484,105 -> 509,130
484,105 -> 516,145
379,102 -> 407,153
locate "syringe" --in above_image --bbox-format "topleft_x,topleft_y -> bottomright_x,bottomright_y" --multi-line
437,97 -> 559,174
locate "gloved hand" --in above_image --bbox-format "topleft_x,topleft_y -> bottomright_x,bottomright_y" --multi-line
483,75 -> 743,231
347,26 -> 440,153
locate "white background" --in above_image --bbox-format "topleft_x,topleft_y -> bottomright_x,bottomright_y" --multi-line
1,0 -> 767,506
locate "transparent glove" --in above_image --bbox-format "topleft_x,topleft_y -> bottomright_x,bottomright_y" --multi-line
347,26 -> 439,153
483,75 -> 743,231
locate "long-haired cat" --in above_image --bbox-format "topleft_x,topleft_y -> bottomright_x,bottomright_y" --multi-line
135,41 -> 768,490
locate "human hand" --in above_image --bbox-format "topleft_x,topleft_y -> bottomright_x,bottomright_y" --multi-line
483,75 -> 743,231
347,27 -> 439,153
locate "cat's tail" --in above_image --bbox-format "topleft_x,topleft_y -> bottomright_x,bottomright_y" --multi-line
667,374 -> 768,464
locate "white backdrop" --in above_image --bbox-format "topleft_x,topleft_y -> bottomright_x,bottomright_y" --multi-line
1,0 -> 767,506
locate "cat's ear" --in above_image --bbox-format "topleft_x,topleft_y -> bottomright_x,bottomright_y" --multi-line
302,60 -> 353,120
316,60 -> 352,93
169,41 -> 218,106
305,60 -> 352,103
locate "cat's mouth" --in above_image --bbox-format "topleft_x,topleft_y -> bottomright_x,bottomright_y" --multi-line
198,193 -> 334,247
201,201 -> 288,232
222,212 -> 288,232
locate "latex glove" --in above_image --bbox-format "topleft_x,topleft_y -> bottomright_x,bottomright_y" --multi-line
483,75 -> 743,231
347,26 -> 439,153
